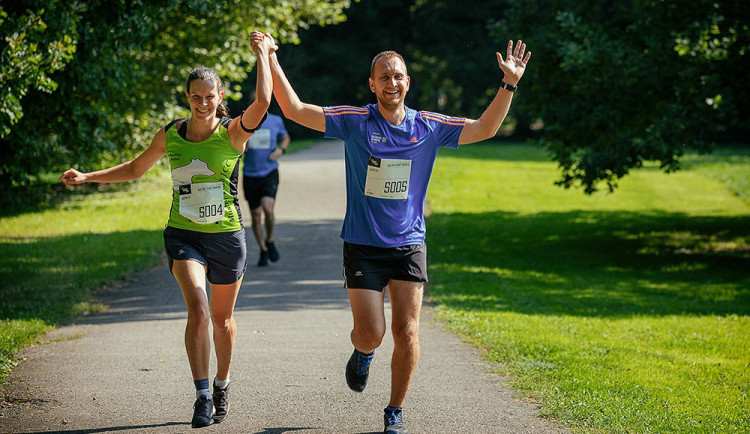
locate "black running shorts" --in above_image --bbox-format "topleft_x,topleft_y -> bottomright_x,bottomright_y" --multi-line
342,242 -> 428,292
243,169 -> 279,209
163,226 -> 247,284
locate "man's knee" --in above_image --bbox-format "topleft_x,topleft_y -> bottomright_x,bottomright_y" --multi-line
352,325 -> 386,350
392,320 -> 419,347
261,198 -> 275,218
250,208 -> 263,224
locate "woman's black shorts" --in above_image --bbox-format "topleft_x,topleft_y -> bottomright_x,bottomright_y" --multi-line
163,226 -> 247,284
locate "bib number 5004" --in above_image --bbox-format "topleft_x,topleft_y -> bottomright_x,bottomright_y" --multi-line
199,204 -> 223,219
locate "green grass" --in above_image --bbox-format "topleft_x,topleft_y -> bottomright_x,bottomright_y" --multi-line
426,143 -> 750,433
0,171 -> 173,384
0,139 -> 326,387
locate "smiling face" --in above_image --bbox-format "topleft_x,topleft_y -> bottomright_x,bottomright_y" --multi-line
369,55 -> 410,112
185,78 -> 224,120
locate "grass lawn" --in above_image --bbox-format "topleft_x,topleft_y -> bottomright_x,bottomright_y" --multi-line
0,171 -> 172,381
426,143 -> 750,433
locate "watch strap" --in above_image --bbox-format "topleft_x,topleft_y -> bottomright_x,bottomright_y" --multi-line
500,81 -> 518,92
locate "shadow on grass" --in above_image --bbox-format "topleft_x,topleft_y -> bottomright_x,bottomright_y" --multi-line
3,209 -> 748,327
0,220 -> 350,327
0,229 -> 166,323
427,210 -> 750,317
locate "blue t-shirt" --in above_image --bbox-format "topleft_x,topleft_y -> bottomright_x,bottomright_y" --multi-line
242,113 -> 289,177
324,103 -> 465,247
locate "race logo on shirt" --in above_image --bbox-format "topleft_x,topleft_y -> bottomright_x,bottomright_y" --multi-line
369,132 -> 387,144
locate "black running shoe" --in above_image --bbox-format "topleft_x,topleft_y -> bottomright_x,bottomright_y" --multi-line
212,385 -> 230,423
384,407 -> 408,434
267,241 -> 280,262
191,395 -> 214,428
345,349 -> 372,392
257,250 -> 268,266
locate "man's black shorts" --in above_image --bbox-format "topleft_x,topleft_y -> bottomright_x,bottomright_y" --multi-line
342,242 -> 428,292
163,226 -> 247,285
243,169 -> 279,209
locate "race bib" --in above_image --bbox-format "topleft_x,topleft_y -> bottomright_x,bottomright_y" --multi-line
178,182 -> 224,224
364,157 -> 411,200
246,129 -> 272,149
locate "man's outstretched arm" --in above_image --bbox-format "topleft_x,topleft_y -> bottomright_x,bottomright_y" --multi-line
458,40 -> 531,145
269,49 -> 326,133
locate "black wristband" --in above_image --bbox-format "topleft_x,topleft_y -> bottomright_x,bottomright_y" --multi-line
239,111 -> 268,133
500,81 -> 518,92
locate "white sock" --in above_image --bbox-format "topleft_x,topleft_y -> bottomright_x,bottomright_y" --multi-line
214,376 -> 230,389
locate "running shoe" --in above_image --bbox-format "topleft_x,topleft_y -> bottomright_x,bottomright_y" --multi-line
384,407 -> 408,434
191,395 -> 214,428
267,241 -> 280,262
212,384 -> 230,423
258,250 -> 269,266
345,349 -> 373,392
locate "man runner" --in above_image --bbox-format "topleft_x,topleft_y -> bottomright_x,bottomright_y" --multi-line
262,36 -> 530,434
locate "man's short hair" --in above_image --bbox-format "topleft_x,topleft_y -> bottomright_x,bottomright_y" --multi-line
370,51 -> 407,78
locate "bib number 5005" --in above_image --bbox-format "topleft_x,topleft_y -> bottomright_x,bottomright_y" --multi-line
384,181 -> 408,194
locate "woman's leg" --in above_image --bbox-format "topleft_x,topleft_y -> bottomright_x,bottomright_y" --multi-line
171,259 -> 211,381
210,276 -> 243,381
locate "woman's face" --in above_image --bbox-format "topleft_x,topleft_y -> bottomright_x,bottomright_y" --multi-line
185,79 -> 223,120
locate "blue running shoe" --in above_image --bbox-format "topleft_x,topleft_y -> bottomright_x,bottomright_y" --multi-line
191,395 -> 214,428
384,406 -> 408,434
345,349 -> 373,392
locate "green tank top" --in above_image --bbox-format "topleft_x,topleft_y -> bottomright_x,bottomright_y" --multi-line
164,118 -> 243,233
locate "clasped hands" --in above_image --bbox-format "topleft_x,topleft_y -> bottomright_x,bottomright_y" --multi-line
250,31 -> 278,54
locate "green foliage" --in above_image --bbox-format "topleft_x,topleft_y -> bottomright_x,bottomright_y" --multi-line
0,0 -> 350,190
0,1 -> 79,138
277,0 -> 508,140
492,0 -> 750,193
427,142 -> 750,432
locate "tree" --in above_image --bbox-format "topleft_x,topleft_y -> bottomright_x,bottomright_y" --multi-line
492,0 -> 750,193
0,1 -> 79,139
272,0 -> 512,139
0,0 -> 350,190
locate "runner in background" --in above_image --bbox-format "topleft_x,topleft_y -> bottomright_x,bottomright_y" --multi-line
242,90 -> 291,266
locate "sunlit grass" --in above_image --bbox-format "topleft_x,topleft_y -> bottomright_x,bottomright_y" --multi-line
426,142 -> 750,433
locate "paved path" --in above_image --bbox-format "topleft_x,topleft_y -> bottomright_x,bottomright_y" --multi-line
0,140 -> 565,433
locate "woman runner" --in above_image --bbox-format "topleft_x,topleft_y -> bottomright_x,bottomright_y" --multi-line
59,31 -> 276,428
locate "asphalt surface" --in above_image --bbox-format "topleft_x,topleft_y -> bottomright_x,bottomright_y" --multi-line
0,140 -> 565,433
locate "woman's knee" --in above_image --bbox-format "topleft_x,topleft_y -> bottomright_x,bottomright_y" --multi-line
211,314 -> 235,334
186,303 -> 210,329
